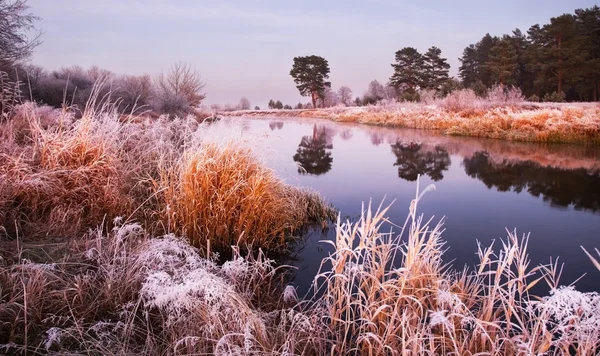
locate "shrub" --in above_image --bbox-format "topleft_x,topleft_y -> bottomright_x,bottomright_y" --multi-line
151,90 -> 191,119
543,91 -> 566,103
113,74 -> 154,113
440,88 -> 479,111
528,94 -> 541,102
486,84 -> 525,105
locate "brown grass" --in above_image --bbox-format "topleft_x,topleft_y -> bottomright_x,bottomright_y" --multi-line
154,142 -> 335,252
312,179 -> 600,355
0,107 -> 130,238
0,102 -> 334,253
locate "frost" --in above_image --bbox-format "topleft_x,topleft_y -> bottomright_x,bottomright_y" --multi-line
222,257 -> 249,281
283,285 -> 298,303
44,327 -> 63,350
429,310 -> 451,328
530,286 -> 600,349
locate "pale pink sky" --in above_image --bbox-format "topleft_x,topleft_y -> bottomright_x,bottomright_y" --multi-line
27,0 -> 598,107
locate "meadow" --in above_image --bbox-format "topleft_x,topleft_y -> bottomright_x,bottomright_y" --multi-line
0,99 -> 599,355
224,88 -> 600,145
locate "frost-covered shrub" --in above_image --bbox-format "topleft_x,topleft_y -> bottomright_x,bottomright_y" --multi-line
419,89 -> 437,105
486,85 -> 525,105
152,90 -> 191,118
440,88 -> 480,111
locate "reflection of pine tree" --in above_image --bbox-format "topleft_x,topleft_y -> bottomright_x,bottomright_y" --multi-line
464,151 -> 600,212
293,125 -> 333,175
390,141 -> 450,181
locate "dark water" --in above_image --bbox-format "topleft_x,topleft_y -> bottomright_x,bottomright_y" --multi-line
229,117 -> 600,295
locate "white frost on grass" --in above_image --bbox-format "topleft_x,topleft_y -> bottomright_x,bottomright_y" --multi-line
137,235 -> 229,317
530,286 -> 600,349
44,327 -> 64,350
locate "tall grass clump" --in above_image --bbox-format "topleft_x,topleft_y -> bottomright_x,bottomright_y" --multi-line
314,177 -> 600,355
154,140 -> 335,253
0,102 -> 130,238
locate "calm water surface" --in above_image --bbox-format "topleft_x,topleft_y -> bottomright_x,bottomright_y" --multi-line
226,116 -> 600,295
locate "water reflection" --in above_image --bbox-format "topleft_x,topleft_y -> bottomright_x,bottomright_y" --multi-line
293,125 -> 334,175
390,141 -> 451,181
464,151 -> 600,212
269,121 -> 284,130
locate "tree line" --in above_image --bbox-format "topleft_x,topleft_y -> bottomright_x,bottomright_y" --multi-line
290,6 -> 600,106
459,6 -> 600,102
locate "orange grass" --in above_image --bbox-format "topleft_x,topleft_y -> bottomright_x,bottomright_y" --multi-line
154,142 -> 335,252
0,102 -> 334,255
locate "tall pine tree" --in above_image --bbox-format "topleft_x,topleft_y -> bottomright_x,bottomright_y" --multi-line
389,47 -> 424,91
422,46 -> 450,91
575,6 -> 600,101
487,37 -> 519,85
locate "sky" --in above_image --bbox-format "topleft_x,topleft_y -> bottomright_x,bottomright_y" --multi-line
26,0 -> 598,107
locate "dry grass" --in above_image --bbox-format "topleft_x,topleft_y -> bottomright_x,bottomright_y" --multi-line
0,223 -> 329,355
312,178 -> 600,355
0,104 -> 130,238
225,102 -> 600,144
0,101 -> 334,252
1,171 -> 599,354
154,141 -> 335,252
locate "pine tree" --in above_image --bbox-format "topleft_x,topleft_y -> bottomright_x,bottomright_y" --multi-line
289,55 -> 331,109
542,14 -> 586,95
476,34 -> 499,87
422,46 -> 450,91
487,37 -> 519,85
458,44 -> 479,87
575,6 -> 600,101
389,47 -> 424,91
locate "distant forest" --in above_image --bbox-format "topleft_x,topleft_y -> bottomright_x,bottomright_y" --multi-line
457,6 -> 600,102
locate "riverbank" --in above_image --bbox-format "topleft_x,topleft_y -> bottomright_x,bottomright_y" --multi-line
222,102 -> 600,145
1,103 -> 600,354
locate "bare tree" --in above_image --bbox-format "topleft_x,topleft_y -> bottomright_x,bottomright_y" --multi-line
337,86 -> 353,106
321,87 -> 340,107
156,62 -> 206,107
239,96 -> 250,110
365,80 -> 386,101
115,74 -> 153,112
0,0 -> 42,66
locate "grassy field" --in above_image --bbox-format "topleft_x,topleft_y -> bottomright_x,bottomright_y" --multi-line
223,99 -> 600,145
1,102 -> 599,355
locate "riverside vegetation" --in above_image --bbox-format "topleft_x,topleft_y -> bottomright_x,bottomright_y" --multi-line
223,89 -> 600,145
1,99 -> 600,355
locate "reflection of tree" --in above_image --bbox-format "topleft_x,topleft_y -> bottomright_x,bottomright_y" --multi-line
390,141 -> 451,181
293,125 -> 333,175
370,132 -> 385,146
269,121 -> 284,130
464,151 -> 600,212
340,128 -> 353,141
